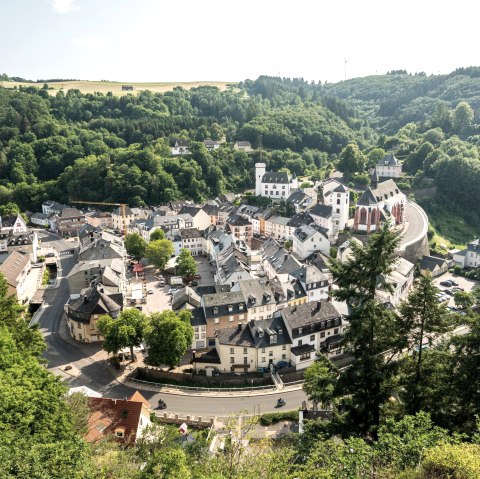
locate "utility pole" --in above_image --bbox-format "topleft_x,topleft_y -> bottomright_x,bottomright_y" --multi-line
344,59 -> 348,81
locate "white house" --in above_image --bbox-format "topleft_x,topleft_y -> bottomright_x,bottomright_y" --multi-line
453,239 -> 480,268
376,257 -> 415,307
203,139 -> 220,150
180,228 -> 206,256
376,153 -> 402,178
280,301 -> 344,370
290,265 -> 330,303
265,215 -> 295,241
234,141 -> 253,152
255,163 -> 298,199
30,212 -> 50,227
231,279 -> 277,321
171,139 -> 190,156
178,206 -> 212,231
292,224 -> 330,259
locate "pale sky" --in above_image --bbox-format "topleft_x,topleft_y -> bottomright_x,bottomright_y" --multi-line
1,0 -> 479,83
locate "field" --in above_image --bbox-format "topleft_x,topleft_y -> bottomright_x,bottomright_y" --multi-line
1,80 -> 233,96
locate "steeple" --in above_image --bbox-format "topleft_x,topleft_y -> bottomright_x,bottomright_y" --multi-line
370,170 -> 379,189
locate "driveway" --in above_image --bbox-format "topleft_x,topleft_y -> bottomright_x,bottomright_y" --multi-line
194,255 -> 216,288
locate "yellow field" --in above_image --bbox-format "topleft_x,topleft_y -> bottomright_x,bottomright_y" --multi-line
1,80 -> 233,96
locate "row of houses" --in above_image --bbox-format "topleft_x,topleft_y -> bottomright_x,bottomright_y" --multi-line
171,139 -> 252,156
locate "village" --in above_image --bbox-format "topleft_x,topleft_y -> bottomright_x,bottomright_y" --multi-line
1,151 -> 479,445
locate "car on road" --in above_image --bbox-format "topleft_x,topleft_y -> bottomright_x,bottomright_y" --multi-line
440,280 -> 452,287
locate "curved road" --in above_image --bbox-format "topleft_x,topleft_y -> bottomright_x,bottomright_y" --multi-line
399,201 -> 428,249
35,232 -> 307,416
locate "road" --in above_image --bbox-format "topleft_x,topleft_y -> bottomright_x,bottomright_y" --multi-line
400,201 -> 428,248
34,231 -> 307,415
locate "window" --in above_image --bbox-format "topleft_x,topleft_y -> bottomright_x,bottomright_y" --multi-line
320,332 -> 325,338
337,199 -> 340,204
300,352 -> 310,361
228,305 -> 233,312
282,345 -> 286,350
298,328 -> 303,335
261,348 -> 265,353
239,314 -> 245,320
298,339 -> 303,346
282,354 -> 286,360
229,316 -> 234,322
243,348 -> 248,354
261,357 -> 266,363
244,357 -> 248,365
310,335 -> 315,341
230,357 -> 235,363
334,328 -> 339,335
214,318 -> 219,324
230,348 -> 234,354
269,351 -> 273,356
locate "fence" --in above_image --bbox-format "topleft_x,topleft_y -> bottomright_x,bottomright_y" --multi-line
155,412 -> 214,428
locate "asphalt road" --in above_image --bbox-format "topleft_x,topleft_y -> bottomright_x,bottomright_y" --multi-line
400,201 -> 428,248
34,233 -> 307,416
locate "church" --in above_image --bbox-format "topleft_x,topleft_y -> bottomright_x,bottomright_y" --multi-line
255,163 -> 298,199
353,173 -> 406,233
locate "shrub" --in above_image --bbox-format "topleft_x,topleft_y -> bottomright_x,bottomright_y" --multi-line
259,410 -> 299,426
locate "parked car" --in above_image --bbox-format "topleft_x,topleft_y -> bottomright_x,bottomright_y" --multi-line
135,306 -> 143,311
167,287 -> 179,295
450,280 -> 459,286
444,289 -> 453,296
194,274 -> 201,279
276,361 -> 289,369
147,289 -> 154,294
190,281 -> 198,286
452,287 -> 464,292
440,280 -> 452,287
45,252 -> 55,258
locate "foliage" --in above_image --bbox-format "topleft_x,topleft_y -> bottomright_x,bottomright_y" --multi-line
258,409 -> 299,426
303,355 -> 338,407
145,239 -> 174,271
337,143 -> 366,178
125,233 -> 147,261
144,310 -> 193,368
176,248 -> 198,278
149,228 -> 165,241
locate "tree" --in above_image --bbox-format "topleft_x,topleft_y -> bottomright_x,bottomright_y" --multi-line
453,101 -> 474,134
367,147 -> 386,168
146,239 -> 174,271
97,308 -> 146,361
303,355 -> 338,407
399,273 -> 449,413
125,233 -> 147,262
149,228 -> 165,242
144,310 -> 193,368
329,225 -> 404,436
454,290 -> 474,310
337,143 -> 366,179
176,248 -> 198,279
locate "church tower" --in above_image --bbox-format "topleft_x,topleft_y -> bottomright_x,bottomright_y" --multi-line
255,163 -> 266,196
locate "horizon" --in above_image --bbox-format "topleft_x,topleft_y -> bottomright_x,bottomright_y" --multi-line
2,0 -> 480,84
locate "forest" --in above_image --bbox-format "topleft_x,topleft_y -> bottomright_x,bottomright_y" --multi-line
2,68 -> 480,237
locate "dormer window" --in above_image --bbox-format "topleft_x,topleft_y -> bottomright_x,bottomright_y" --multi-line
213,307 -> 219,314
228,305 -> 233,312
298,327 -> 303,335
239,304 -> 244,311
115,427 -> 126,438
270,334 -> 277,344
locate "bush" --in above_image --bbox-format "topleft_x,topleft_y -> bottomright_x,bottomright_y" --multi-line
259,410 -> 298,426
330,247 -> 338,258
420,443 -> 480,479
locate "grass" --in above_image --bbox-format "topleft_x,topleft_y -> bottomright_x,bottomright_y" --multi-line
1,80 -> 233,96
41,268 -> 50,286
418,196 -> 479,248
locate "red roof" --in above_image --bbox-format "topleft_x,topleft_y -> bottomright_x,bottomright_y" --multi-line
86,391 -> 150,444
132,263 -> 144,273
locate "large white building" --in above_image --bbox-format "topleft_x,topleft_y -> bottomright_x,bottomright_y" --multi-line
292,224 -> 330,259
375,153 -> 402,178
453,239 -> 480,268
255,163 -> 298,199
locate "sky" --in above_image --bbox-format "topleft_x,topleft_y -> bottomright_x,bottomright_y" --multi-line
1,0 -> 479,84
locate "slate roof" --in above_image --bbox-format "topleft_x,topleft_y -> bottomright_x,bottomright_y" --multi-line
190,307 -> 207,327
290,264 -> 329,286
203,139 -> 219,146
294,224 -> 329,243
178,206 -> 203,217
287,212 -> 313,228
248,316 -> 291,348
281,301 -> 342,338
227,214 -> 251,227
175,139 -> 189,147
234,279 -> 275,307
202,291 -> 247,319
310,203 -> 333,219
419,255 -> 448,271
467,239 -> 480,252
357,187 -> 378,206
202,204 -> 219,216
67,286 -> 123,323
180,228 -> 203,240
287,190 -> 309,205
291,344 -> 315,356
216,324 -> 255,347
261,172 -> 289,184
172,286 -> 201,310
333,184 -> 348,193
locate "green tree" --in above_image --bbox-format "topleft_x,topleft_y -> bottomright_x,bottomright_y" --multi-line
145,310 -> 193,368
149,228 -> 166,242
454,290 -> 474,310
125,233 -> 147,261
367,147 -> 386,168
329,225 -> 404,436
453,101 -> 474,134
399,273 -> 449,413
146,239 -> 174,271
176,248 -> 198,279
97,308 -> 146,361
337,143 -> 366,179
303,355 -> 338,408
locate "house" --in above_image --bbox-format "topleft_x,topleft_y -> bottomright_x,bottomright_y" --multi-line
234,141 -> 253,152
203,139 -> 220,150
30,212 -> 49,227
318,181 -> 350,233
202,291 -> 248,339
65,283 -> 123,343
261,238 -> 302,281
453,239 -> 480,268
171,139 -> 190,156
202,204 -> 219,225
265,215 -> 295,241
279,301 -> 343,370
177,206 -> 211,230
354,177 -> 406,233
111,206 -> 148,234
78,232 -> 125,262
375,153 -> 402,178
85,210 -> 113,229
42,201 -> 67,216
67,258 -> 124,295
255,163 -> 298,199
292,224 -> 330,259
215,316 -> 291,372
289,265 -> 330,303
419,255 -> 449,278
0,251 -> 31,303
179,228 -> 206,256
226,214 -> 253,245
287,190 -> 315,212
376,257 -> 415,307
6,232 -> 38,262
87,391 -> 152,444
53,207 -> 86,237
78,224 -> 102,249
0,214 -> 28,235
121,85 -> 134,91
172,286 -> 202,311
190,307 -> 207,349
230,279 -> 276,321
